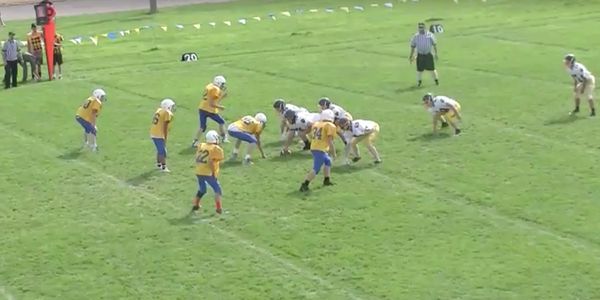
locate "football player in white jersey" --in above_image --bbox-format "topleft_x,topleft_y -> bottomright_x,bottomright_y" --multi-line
422,93 -> 462,135
280,109 -> 320,155
564,54 -> 596,117
318,97 -> 355,144
273,99 -> 308,137
337,118 -> 382,165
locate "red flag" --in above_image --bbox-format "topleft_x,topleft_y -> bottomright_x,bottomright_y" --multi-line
42,4 -> 56,80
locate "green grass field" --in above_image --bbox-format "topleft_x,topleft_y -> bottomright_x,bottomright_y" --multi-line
2,0 -> 600,299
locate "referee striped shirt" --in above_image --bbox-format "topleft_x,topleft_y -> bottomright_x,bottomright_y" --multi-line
410,32 -> 436,54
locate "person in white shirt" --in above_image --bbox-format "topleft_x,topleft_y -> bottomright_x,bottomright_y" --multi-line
564,54 -> 596,117
280,109 -> 320,154
422,93 -> 462,135
336,118 -> 382,165
272,99 -> 308,137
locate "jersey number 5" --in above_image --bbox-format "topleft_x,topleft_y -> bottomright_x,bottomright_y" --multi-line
152,113 -> 160,125
196,150 -> 209,163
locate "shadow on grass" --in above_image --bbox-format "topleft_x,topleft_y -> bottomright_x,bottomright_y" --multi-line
126,169 -> 159,186
178,146 -> 196,156
544,114 -> 582,126
57,148 -> 84,160
262,140 -> 284,148
269,151 -> 313,162
407,132 -> 452,142
396,85 -> 422,94
331,162 -> 377,174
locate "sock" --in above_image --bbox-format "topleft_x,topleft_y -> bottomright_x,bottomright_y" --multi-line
435,79 -> 439,85
233,148 -> 239,155
215,200 -> 222,211
192,197 -> 201,210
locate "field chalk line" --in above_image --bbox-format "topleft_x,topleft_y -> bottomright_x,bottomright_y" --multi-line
2,126 -> 365,300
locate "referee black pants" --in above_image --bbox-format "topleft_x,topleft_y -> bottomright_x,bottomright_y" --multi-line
4,60 -> 18,89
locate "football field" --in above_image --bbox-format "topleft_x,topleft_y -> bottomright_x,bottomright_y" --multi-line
2,0 -> 600,299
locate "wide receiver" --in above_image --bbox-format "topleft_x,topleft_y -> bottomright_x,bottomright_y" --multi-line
150,99 -> 176,172
336,118 -> 382,165
280,109 -> 320,154
193,75 -> 228,147
564,54 -> 596,117
75,88 -> 107,152
227,113 -> 267,165
422,93 -> 462,136
192,130 -> 225,215
299,109 -> 336,192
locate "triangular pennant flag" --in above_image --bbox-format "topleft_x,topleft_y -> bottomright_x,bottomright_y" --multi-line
325,8 -> 334,13
69,39 -> 78,44
340,7 -> 350,12
309,9 -> 319,13
371,3 -> 379,7
384,2 -> 393,7
281,11 -> 291,17
119,31 -> 125,36
134,28 -> 140,33
224,21 -> 232,26
89,36 -> 98,46
107,32 -> 118,40
238,18 -> 247,25
75,37 -> 82,44
252,16 -> 261,21
193,24 -> 201,29
209,22 -> 216,27
175,24 -> 184,29
101,33 -> 108,37
269,13 -> 277,20
354,5 -> 365,11
160,26 -> 168,31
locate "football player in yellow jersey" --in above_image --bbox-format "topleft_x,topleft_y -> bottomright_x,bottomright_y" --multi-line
227,113 -> 267,165
75,89 -> 106,152
150,99 -> 176,172
193,75 -> 228,147
192,130 -> 225,215
299,109 -> 337,192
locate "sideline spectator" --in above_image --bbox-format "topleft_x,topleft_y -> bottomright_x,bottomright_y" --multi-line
27,23 -> 43,81
2,32 -> 20,89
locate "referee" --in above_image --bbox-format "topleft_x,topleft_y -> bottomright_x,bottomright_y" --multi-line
409,22 -> 439,87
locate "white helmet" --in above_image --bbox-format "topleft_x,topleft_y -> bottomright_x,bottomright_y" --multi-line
205,130 -> 220,144
254,113 -> 267,123
160,98 -> 176,112
92,88 -> 107,102
213,75 -> 226,88
320,109 -> 335,122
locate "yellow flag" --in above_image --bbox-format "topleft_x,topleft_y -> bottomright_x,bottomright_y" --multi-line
309,9 -> 319,13
134,28 -> 140,33
193,24 -> 201,29
252,16 -> 261,21
101,33 -> 108,37
341,7 -> 350,12
281,11 -> 291,17
160,26 -> 168,31
224,21 -> 231,26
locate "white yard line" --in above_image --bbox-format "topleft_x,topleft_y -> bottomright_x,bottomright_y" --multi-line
368,170 -> 600,259
2,125 -> 365,300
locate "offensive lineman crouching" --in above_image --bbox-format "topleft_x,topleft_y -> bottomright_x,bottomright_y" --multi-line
336,118 -> 382,165
422,93 -> 462,136
280,109 -> 320,154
